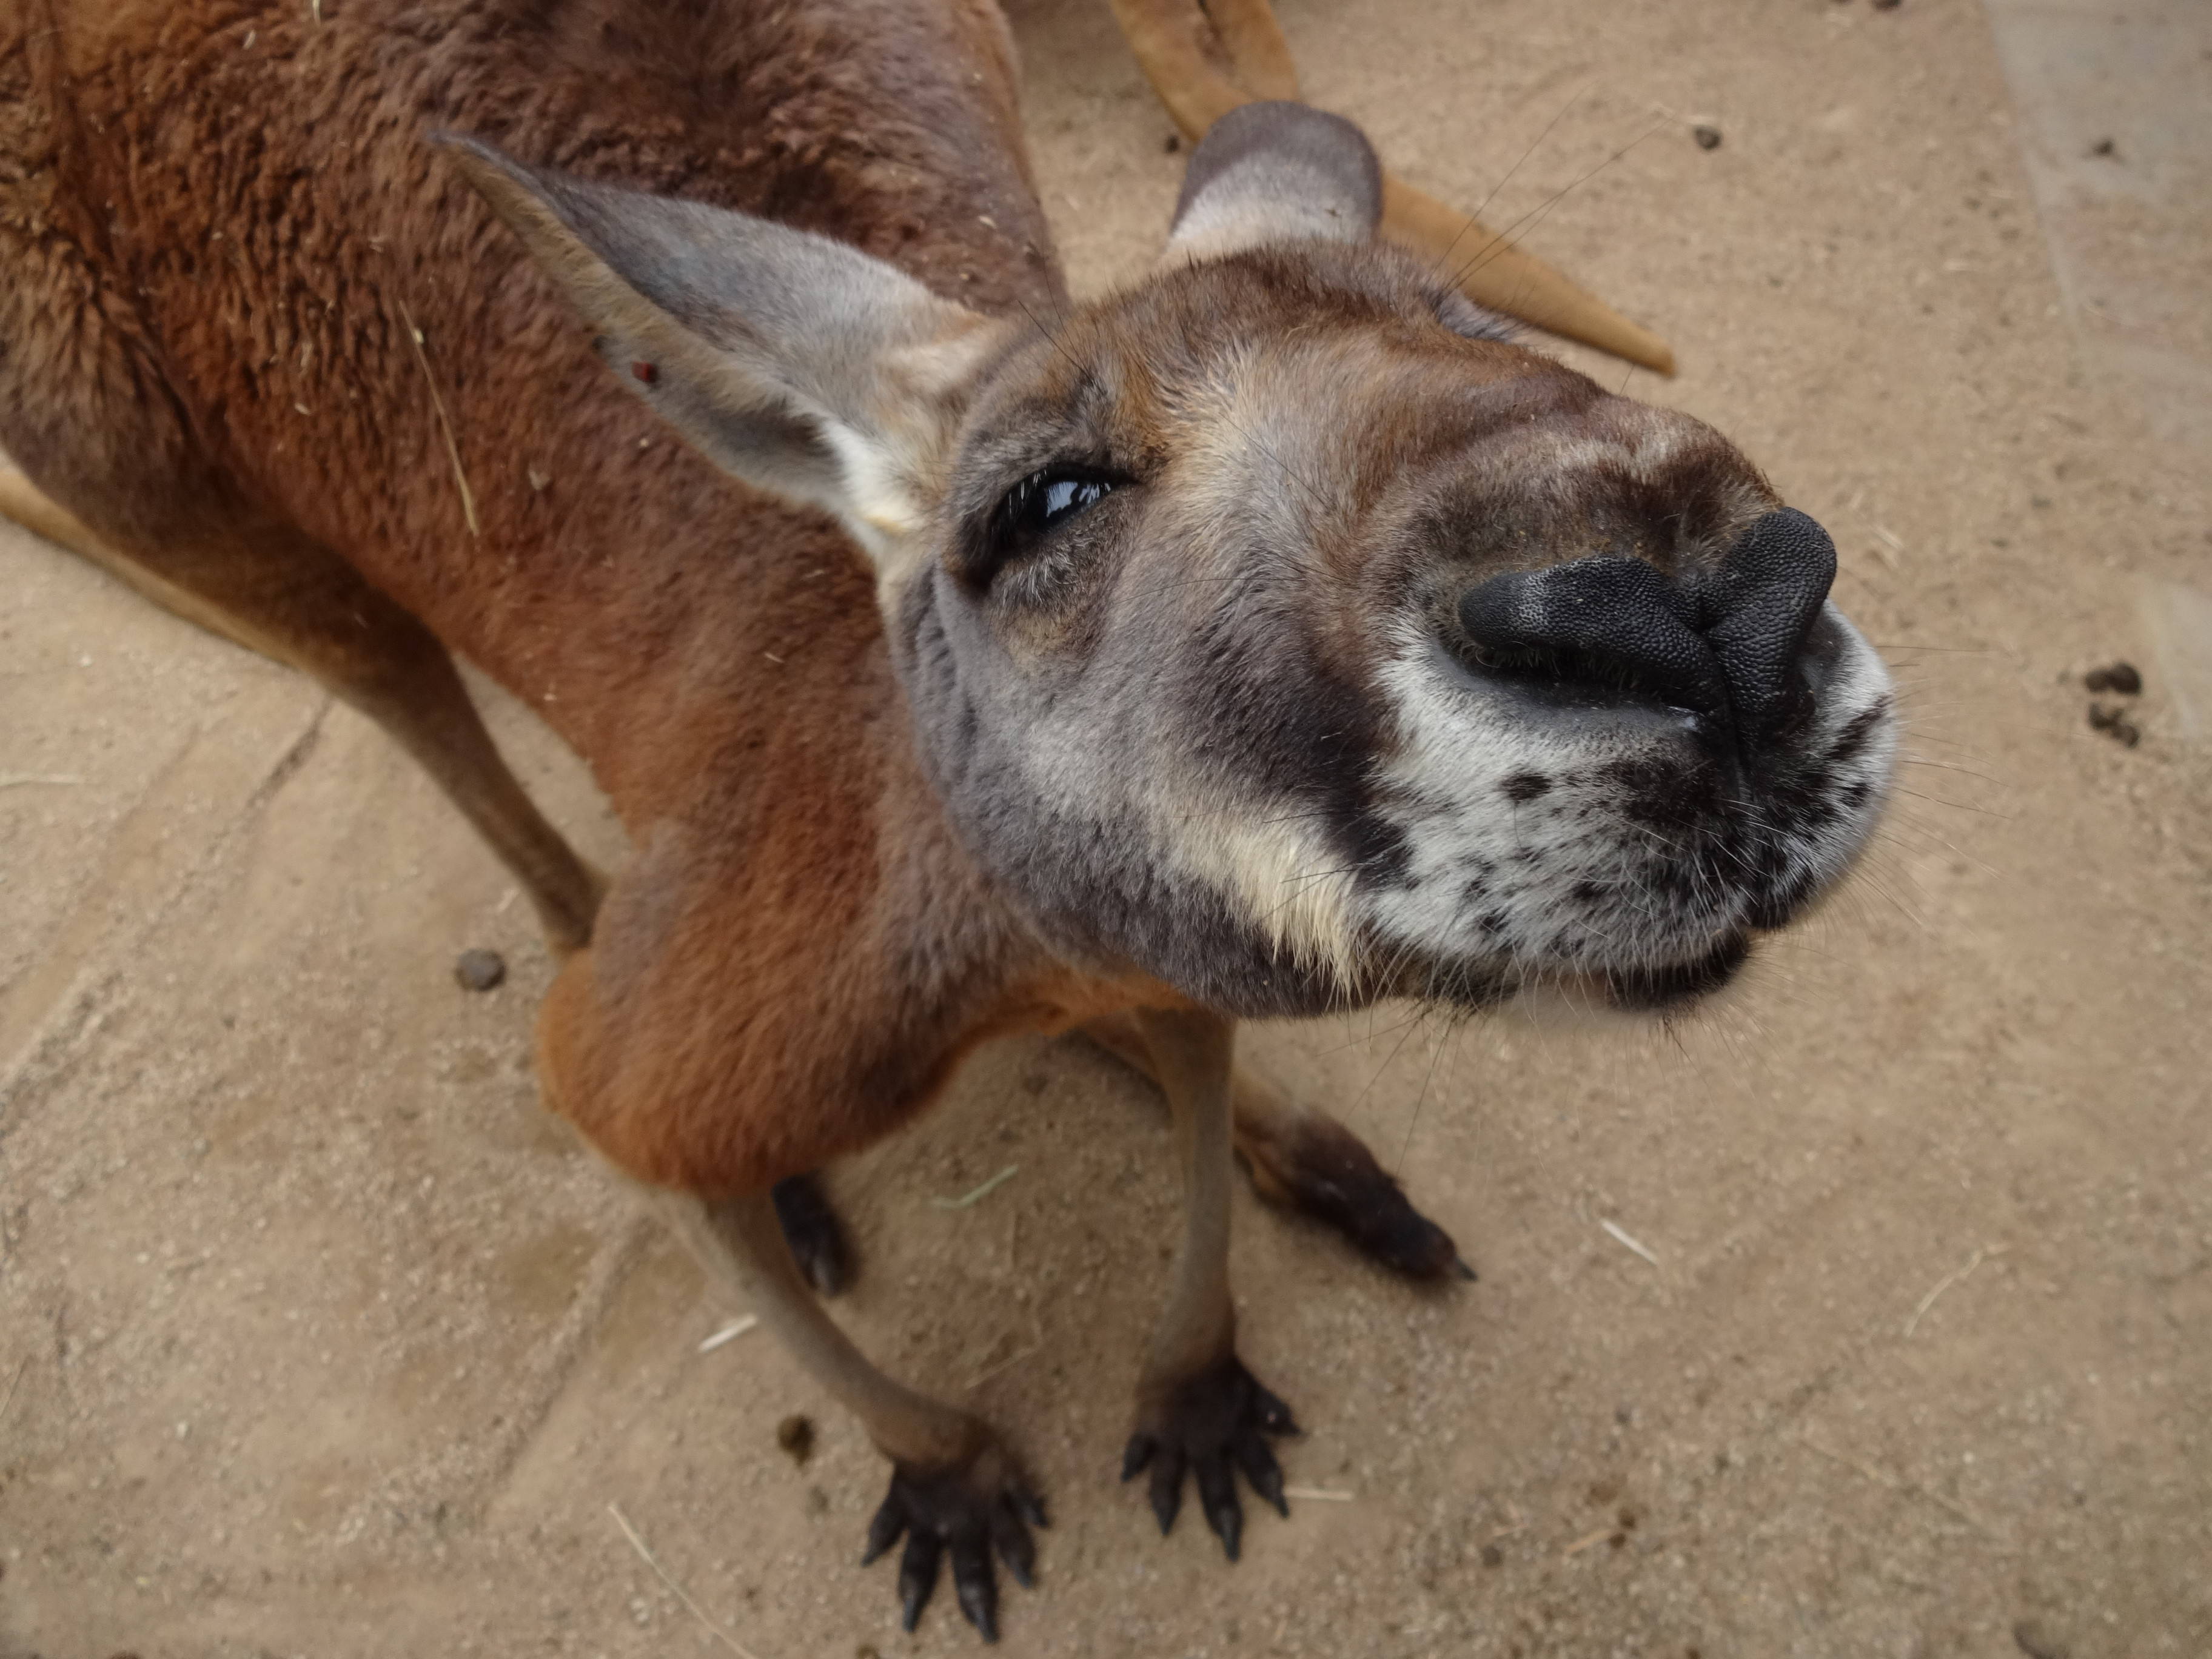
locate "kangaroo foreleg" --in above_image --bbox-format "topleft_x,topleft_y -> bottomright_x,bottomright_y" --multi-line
648,1185 -> 1042,1640
1080,1013 -> 1471,1282
0,459 -> 604,956
1118,1009 -> 1298,1561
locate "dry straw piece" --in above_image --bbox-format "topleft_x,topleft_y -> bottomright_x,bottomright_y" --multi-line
607,1502 -> 770,1659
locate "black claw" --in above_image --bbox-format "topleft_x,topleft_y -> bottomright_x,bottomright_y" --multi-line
990,1503 -> 1036,1589
961,1592 -> 998,1644
951,1537 -> 997,1643
1128,1358 -> 1300,1560
1232,1428 -> 1288,1518
1196,1458 -> 1242,1561
863,1458 -> 1042,1640
1211,1510 -> 1242,1560
1452,1254 -> 1479,1282
860,1491 -> 907,1566
1120,1433 -> 1155,1482
1148,1448 -> 1186,1535
771,1171 -> 853,1296
897,1530 -> 941,1632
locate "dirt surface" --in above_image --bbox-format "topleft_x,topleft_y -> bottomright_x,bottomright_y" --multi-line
5,0 -> 2210,1655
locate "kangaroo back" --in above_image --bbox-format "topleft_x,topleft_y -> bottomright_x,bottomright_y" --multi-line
0,0 -> 1059,809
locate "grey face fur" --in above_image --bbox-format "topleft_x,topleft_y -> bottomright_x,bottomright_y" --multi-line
455,104 -> 1896,1021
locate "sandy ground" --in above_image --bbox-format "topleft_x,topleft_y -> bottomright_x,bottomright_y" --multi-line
4,0 -> 2210,1655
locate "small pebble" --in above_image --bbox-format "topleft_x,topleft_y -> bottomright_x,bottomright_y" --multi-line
2086,703 -> 2140,747
1693,126 -> 1723,151
776,1413 -> 816,1466
1164,132 -> 1181,154
2083,661 -> 2141,695
454,948 -> 506,992
1480,1543 -> 1504,1567
2087,137 -> 2117,159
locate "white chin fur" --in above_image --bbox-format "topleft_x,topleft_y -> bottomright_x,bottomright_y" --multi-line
1358,606 -> 1897,989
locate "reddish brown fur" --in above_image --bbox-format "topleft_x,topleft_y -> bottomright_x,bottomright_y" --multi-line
4,7 -> 1886,1624
0,0 -> 1178,1194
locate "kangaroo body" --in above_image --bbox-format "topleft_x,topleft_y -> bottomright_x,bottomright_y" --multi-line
2,0 -> 1895,1638
2,0 -> 1101,1191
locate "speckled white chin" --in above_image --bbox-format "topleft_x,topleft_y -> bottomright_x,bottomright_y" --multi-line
1356,603 -> 1898,993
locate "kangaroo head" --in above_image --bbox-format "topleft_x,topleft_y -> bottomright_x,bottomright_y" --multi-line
451,102 -> 1895,1019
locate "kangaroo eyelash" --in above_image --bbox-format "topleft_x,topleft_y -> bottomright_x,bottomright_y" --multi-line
970,464 -> 1126,589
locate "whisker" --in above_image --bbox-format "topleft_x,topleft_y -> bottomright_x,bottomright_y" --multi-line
1886,784 -> 2016,820
1278,861 -> 1366,890
1313,1007 -> 1429,1059
1348,1002 -> 1431,1121
1392,1014 -> 1455,1176
1894,754 -> 2009,787
1449,116 -> 1670,297
1867,642 -> 1996,655
1423,87 -> 1589,288
1889,725 -> 1994,754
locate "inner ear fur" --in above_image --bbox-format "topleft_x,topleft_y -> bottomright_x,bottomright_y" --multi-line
438,133 -> 999,553
1166,101 -> 1384,263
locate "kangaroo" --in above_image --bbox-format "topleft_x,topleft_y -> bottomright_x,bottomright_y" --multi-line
0,0 -> 1897,1640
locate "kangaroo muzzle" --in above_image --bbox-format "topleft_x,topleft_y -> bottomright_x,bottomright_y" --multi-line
1455,506 -> 1839,759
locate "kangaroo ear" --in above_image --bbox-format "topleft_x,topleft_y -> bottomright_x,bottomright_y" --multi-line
1165,101 -> 1384,263
440,135 -> 1003,566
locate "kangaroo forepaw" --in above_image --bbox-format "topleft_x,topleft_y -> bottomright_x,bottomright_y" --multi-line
1302,1166 -> 1473,1284
1121,1356 -> 1298,1562
1247,1113 -> 1475,1283
860,1447 -> 1046,1643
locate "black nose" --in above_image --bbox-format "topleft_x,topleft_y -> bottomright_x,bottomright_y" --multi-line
1455,508 -> 1837,745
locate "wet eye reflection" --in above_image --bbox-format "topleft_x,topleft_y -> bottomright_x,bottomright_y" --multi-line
980,465 -> 1122,588
1005,469 -> 1116,539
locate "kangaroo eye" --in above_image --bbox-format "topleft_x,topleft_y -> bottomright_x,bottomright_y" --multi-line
982,466 -> 1120,578
1002,467 -> 1116,535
